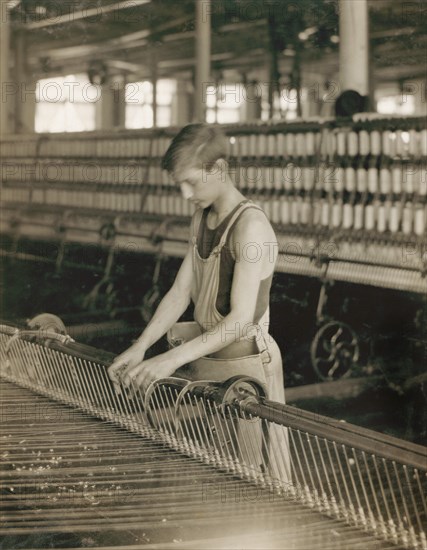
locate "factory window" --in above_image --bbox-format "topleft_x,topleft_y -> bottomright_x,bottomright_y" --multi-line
261,87 -> 299,121
278,88 -> 299,120
376,94 -> 415,115
206,84 -> 243,124
35,74 -> 97,133
125,79 -> 175,128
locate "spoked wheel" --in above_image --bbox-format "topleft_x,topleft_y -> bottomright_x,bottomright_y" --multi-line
311,321 -> 359,381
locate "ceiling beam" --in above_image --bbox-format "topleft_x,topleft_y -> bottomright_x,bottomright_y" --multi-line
375,64 -> 427,79
106,60 -> 143,73
23,0 -> 152,30
27,14 -> 193,61
27,17 -> 267,64
371,27 -> 421,39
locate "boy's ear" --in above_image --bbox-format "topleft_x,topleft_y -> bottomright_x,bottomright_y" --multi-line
215,157 -> 228,174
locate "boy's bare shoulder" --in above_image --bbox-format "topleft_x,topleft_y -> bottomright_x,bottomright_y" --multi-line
233,206 -> 276,241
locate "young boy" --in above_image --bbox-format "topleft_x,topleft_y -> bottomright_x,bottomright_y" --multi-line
108,124 -> 285,405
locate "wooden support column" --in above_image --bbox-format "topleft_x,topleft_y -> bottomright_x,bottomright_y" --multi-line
339,0 -> 369,95
171,79 -> 191,126
14,30 -> 36,133
194,0 -> 211,122
20,80 -> 37,132
151,55 -> 157,128
0,1 -> 12,134
114,76 -> 126,128
95,76 -> 126,130
243,80 -> 262,122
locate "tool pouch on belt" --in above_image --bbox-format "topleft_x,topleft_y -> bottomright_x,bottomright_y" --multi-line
167,321 -> 270,396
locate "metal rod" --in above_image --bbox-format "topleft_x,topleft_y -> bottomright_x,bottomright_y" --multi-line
382,457 -> 405,538
307,433 -> 328,509
372,454 -> 395,541
288,429 -> 310,505
403,465 -> 423,536
342,445 -> 365,526
297,430 -> 318,507
333,441 -> 355,521
352,447 -> 375,530
392,460 -> 412,545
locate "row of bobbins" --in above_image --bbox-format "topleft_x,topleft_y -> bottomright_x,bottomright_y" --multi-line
0,136 -> 171,159
3,181 -> 425,235
2,159 -> 425,197
227,128 -> 427,158
2,124 -> 426,160
253,196 -> 426,235
23,187 -> 195,217
231,162 -> 426,195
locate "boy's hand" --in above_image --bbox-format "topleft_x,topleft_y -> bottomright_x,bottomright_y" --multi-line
108,344 -> 146,393
121,355 -> 176,394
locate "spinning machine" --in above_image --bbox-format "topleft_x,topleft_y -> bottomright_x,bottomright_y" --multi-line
0,321 -> 426,549
1,115 -> 426,378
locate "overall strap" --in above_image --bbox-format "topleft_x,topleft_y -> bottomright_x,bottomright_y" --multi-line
217,201 -> 265,250
245,324 -> 272,365
191,208 -> 205,246
192,200 -> 265,255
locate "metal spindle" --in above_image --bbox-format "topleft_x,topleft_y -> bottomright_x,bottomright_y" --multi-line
372,454 -> 397,543
333,441 -> 356,522
342,445 -> 366,526
179,391 -> 203,457
288,429 -> 311,505
392,460 -> 414,547
307,433 -> 329,511
352,447 -> 376,531
297,430 -> 318,507
89,361 -> 116,423
314,436 -> 335,514
206,398 -> 237,472
382,457 -> 406,542
403,465 -> 424,540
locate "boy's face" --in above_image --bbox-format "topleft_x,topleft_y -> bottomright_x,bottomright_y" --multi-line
173,164 -> 222,209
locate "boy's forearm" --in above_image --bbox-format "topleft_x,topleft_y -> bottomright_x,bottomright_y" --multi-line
136,289 -> 190,350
